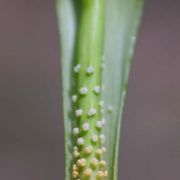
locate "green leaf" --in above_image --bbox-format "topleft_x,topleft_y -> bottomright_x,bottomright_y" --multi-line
56,0 -> 144,179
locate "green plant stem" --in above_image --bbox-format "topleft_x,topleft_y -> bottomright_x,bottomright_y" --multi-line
74,0 -> 105,179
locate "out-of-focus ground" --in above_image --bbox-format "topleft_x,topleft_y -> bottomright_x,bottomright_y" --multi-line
0,0 -> 180,179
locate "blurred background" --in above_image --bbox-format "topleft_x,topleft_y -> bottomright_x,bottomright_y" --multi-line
0,0 -> 180,179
